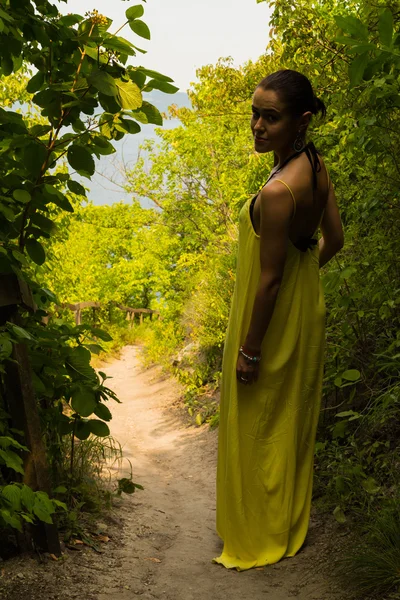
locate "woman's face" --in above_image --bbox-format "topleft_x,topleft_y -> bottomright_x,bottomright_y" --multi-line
251,87 -> 300,155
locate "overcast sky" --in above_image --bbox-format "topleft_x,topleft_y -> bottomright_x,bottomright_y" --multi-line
60,0 -> 272,91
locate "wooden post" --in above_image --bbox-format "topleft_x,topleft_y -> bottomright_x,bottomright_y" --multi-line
0,274 -> 61,556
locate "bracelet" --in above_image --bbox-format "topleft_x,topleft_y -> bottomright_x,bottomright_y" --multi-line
239,346 -> 261,363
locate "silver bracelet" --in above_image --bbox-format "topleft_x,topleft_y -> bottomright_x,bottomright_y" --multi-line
239,346 -> 261,363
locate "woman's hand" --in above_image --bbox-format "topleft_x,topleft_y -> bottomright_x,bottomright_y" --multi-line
236,353 -> 260,385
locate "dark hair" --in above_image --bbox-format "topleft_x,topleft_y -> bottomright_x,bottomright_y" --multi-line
257,69 -> 327,119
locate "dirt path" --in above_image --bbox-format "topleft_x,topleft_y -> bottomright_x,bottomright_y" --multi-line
0,345 -> 347,600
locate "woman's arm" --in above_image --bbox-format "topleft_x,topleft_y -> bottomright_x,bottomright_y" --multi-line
319,179 -> 344,268
243,183 -> 293,354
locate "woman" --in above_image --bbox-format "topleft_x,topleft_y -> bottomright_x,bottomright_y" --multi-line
213,69 -> 344,571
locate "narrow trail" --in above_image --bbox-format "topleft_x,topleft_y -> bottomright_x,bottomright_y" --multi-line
94,346 -> 345,600
0,345 -> 347,600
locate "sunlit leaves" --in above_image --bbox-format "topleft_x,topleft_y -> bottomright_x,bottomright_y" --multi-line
115,79 -> 142,109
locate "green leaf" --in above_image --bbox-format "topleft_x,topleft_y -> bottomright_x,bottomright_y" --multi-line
44,185 -> 74,212
103,35 -> 136,56
21,484 -> 35,512
333,506 -> 346,524
136,68 -> 174,83
33,503 -> 53,524
30,213 -> 57,235
133,101 -> 163,125
145,79 -> 179,94
27,71 -> 45,93
75,420 -> 91,440
22,144 -> 46,177
91,328 -> 113,342
32,372 -> 46,394
13,189 -> 31,204
335,410 -> 360,418
88,419 -> 110,437
342,369 -> 361,382
10,324 -> 33,340
334,15 -> 368,41
88,70 -> 118,97
0,509 -> 22,531
349,53 -> 370,88
94,403 -> 112,421
67,144 -> 95,177
26,238 -> 46,266
378,9 -> 393,47
53,486 -> 67,494
58,14 -> 83,26
2,485 -> 22,511
0,449 -> 25,475
99,113 -> 114,139
362,477 -> 380,494
195,413 -> 204,426
126,5 -> 144,20
0,337 -> 12,357
66,346 -> 97,381
67,180 -> 86,196
71,389 -> 97,417
129,19 -> 150,40
115,79 -> 142,110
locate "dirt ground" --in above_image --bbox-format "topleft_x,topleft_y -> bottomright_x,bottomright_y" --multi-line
0,345 -> 349,600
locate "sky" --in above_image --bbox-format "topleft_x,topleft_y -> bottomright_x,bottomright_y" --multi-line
60,0 -> 272,91
58,0 -> 273,204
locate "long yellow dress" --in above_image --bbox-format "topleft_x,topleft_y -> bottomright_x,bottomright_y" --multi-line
213,182 -> 326,571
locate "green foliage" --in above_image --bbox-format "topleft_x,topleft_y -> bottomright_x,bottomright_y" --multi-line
0,0 -> 174,537
338,504 -> 400,597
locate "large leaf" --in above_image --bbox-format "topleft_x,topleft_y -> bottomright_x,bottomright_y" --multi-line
0,449 -> 24,475
26,238 -> 46,265
378,9 -> 393,47
136,68 -> 174,83
129,20 -> 150,40
75,420 -> 91,440
13,189 -> 31,203
43,184 -> 74,212
2,485 -> 22,511
21,484 -> 35,512
91,328 -> 113,341
88,70 -> 118,97
88,419 -> 110,437
66,346 -> 97,381
115,79 -> 142,110
0,509 -> 22,531
103,35 -> 135,56
126,5 -> 144,20
27,71 -> 45,93
132,101 -> 163,125
349,53 -> 370,88
71,389 -> 97,417
67,179 -> 86,196
94,402 -> 112,421
67,144 -> 95,176
342,369 -> 361,382
334,15 -> 368,41
145,79 -> 179,94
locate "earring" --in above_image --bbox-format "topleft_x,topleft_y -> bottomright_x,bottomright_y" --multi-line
293,132 -> 305,152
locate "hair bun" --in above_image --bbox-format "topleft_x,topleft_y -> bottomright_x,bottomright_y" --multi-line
313,95 -> 327,118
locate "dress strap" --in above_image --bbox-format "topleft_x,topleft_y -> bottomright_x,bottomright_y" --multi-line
273,179 -> 296,222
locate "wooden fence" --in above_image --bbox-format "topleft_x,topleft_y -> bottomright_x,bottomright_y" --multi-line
49,301 -> 161,326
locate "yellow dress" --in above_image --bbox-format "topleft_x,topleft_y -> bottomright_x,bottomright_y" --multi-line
213,180 -> 326,571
